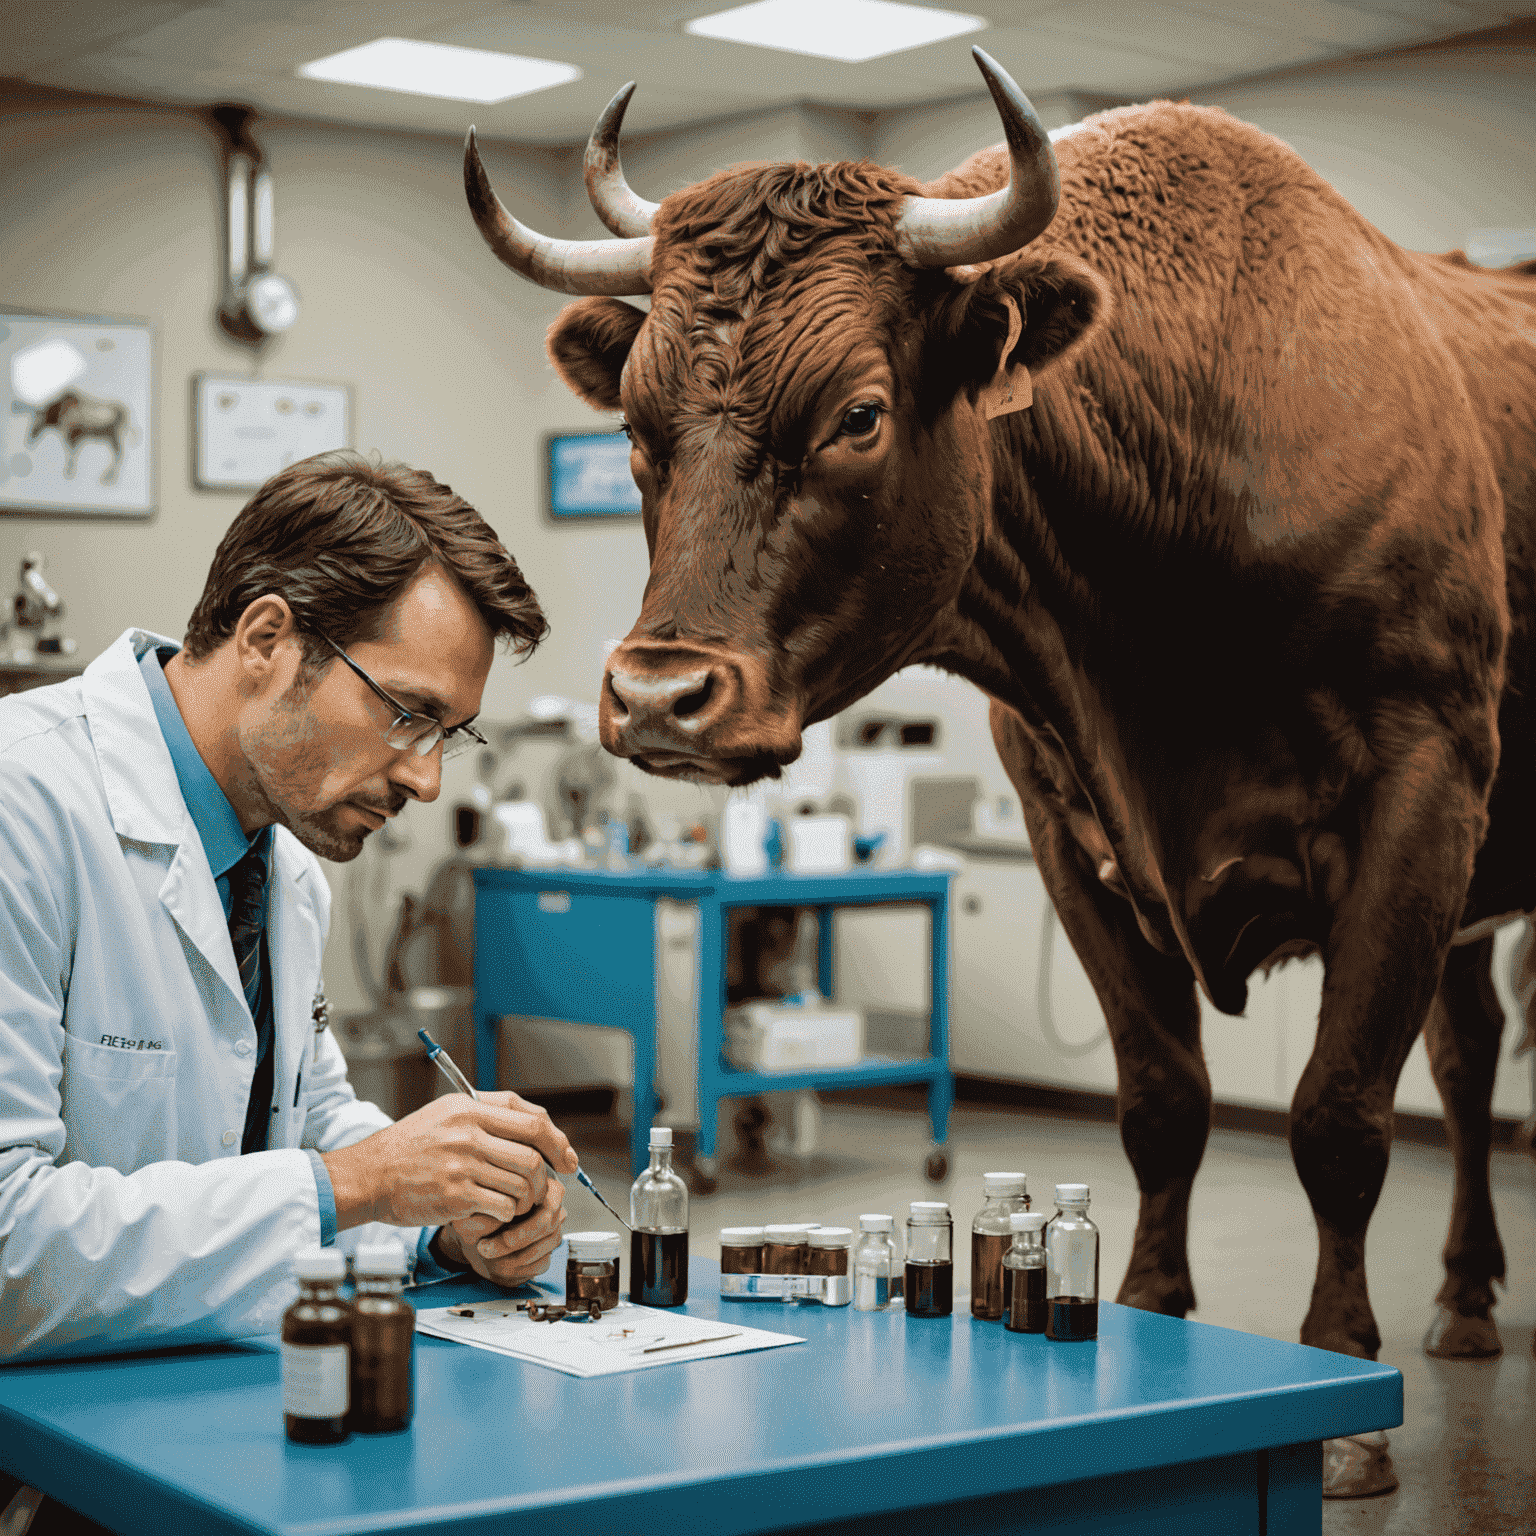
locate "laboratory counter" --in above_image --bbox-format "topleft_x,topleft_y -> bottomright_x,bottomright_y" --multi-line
0,1253 -> 1399,1536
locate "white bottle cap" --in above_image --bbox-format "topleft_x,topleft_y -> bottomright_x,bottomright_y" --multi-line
354,1240 -> 408,1276
859,1213 -> 893,1232
808,1226 -> 854,1248
764,1224 -> 810,1243
650,1126 -> 673,1148
292,1247 -> 346,1281
1010,1212 -> 1049,1233
720,1226 -> 766,1244
1055,1183 -> 1090,1204
983,1172 -> 1028,1196
566,1230 -> 622,1261
909,1201 -> 951,1224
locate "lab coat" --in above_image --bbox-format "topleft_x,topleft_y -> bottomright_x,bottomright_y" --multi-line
0,628 -> 427,1361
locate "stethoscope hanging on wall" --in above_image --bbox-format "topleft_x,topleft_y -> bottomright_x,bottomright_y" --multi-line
209,104 -> 300,347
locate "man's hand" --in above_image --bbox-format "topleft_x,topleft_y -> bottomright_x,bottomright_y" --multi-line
321,1090 -> 578,1231
433,1178 -> 569,1286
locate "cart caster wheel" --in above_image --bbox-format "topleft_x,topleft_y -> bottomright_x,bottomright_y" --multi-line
692,1156 -> 719,1196
924,1148 -> 949,1183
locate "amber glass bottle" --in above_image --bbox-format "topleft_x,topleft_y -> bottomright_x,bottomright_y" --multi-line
282,1249 -> 350,1444
348,1241 -> 414,1434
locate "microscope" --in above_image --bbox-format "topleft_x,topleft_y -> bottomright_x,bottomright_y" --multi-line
3,552 -> 77,665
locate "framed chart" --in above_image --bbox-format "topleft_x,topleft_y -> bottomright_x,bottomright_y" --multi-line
1,311 -> 155,518
545,430 -> 642,521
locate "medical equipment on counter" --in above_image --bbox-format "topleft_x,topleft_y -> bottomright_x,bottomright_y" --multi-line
3,552 -> 76,665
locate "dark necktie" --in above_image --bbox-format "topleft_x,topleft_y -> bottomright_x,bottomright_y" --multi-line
228,842 -> 275,1154
227,844 -> 269,1020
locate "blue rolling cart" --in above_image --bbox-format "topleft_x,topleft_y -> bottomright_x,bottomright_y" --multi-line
472,865 -> 955,1184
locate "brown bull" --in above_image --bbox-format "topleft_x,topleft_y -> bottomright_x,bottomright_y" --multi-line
465,50 -> 1536,1497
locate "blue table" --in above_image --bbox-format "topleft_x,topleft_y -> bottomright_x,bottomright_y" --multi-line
0,1255 -> 1401,1534
473,867 -> 955,1177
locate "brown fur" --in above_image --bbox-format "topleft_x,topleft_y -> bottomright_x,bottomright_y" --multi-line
543,102 -> 1536,1360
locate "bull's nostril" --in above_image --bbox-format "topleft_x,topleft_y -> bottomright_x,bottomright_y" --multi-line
605,671 -> 632,718
672,674 -> 714,719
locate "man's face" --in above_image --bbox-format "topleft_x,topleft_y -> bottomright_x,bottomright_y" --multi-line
239,564 -> 495,862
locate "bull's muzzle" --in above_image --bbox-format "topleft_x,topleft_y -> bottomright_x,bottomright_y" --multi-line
601,641 -> 799,783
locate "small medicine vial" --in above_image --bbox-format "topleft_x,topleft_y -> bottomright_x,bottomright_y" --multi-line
630,1126 -> 689,1306
1002,1212 -> 1049,1334
1045,1184 -> 1100,1341
806,1227 -> 854,1305
904,1201 -> 954,1317
971,1171 -> 1030,1322
282,1248 -> 350,1444
762,1224 -> 811,1274
853,1215 -> 898,1311
566,1231 -> 622,1313
348,1240 -> 414,1434
719,1226 -> 765,1274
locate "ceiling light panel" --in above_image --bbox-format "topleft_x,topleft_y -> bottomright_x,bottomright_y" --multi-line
298,38 -> 581,103
685,0 -> 987,64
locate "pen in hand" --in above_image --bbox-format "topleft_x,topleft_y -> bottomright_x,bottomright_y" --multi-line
417,1029 -> 631,1230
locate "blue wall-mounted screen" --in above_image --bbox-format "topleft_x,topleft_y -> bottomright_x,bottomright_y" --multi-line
547,431 -> 642,520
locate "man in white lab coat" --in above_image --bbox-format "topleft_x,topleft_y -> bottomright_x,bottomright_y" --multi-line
0,452 -> 579,1400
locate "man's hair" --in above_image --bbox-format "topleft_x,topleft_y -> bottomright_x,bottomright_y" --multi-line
183,451 -> 547,667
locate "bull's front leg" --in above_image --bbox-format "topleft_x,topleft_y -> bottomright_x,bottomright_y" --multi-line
1292,743 -> 1485,1498
993,709 -> 1208,1318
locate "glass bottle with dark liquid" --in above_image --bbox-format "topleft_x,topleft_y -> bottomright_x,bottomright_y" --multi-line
630,1125 -> 689,1307
566,1230 -> 622,1312
904,1200 -> 953,1317
1002,1211 -> 1048,1334
348,1239 -> 414,1434
281,1248 -> 350,1444
1045,1183 -> 1099,1341
970,1171 -> 1030,1321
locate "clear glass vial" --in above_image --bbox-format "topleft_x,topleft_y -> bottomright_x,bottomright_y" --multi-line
904,1201 -> 954,1317
282,1248 -> 350,1444
1045,1183 -> 1099,1341
853,1214 -> 898,1311
971,1171 -> 1030,1321
1002,1212 -> 1049,1334
630,1126 -> 689,1306
566,1231 -> 622,1312
348,1239 -> 414,1434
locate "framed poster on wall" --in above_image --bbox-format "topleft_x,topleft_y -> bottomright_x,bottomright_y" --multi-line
545,430 -> 642,521
0,310 -> 155,518
193,373 -> 352,491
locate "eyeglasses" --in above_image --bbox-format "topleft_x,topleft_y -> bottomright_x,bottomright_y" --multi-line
318,633 -> 487,762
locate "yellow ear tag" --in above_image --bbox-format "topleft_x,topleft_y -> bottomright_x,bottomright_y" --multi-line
979,294 -> 1033,420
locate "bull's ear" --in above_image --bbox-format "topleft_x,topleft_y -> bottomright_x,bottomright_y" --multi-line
923,252 -> 1110,412
546,298 -> 647,411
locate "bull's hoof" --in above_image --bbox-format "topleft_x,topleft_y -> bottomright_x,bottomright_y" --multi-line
1423,1306 -> 1502,1359
1322,1432 -> 1398,1499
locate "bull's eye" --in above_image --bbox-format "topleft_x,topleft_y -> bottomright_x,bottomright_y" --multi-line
838,403 -> 882,439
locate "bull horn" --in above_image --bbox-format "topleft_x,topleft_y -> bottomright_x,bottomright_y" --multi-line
892,47 -> 1061,269
584,83 -> 660,238
464,127 -> 653,296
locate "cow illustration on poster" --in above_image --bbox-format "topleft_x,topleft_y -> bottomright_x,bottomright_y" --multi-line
1,314 -> 153,517
466,52 -> 1536,1500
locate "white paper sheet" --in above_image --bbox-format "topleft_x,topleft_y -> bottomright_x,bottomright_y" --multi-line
415,1298 -> 804,1378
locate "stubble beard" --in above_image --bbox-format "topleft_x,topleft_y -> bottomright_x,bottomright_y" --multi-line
239,681 -> 372,864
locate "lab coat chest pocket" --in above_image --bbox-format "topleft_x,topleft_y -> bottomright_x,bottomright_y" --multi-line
61,1034 -> 178,1173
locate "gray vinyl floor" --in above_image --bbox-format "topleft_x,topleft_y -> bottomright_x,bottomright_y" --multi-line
563,1092 -> 1536,1536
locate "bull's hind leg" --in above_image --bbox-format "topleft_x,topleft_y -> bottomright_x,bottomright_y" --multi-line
994,711 -> 1208,1317
1422,935 -> 1506,1358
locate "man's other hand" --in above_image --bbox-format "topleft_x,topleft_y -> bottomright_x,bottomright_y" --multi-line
433,1179 -> 568,1286
321,1090 -> 578,1231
